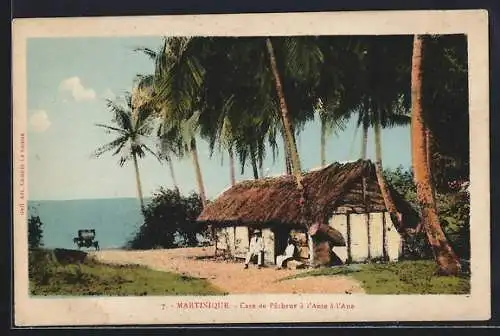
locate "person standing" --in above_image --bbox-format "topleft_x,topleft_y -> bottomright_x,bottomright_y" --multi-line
244,229 -> 264,269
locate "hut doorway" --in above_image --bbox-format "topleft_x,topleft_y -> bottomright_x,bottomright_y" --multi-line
273,226 -> 290,263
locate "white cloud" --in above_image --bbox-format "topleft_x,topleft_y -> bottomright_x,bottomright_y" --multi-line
101,88 -> 115,100
59,76 -> 96,101
29,110 -> 51,133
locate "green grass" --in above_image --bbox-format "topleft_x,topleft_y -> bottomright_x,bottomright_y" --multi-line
279,260 -> 470,294
29,248 -> 226,296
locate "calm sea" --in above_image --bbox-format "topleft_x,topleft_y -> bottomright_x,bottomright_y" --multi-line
27,198 -> 149,250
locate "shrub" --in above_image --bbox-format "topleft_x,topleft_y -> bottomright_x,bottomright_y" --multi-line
384,166 -> 470,260
125,188 -> 209,249
438,190 -> 470,260
28,210 -> 44,249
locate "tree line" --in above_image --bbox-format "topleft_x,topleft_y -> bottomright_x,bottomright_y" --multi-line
93,34 -> 468,276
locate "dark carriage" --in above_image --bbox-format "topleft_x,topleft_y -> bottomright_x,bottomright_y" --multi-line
73,229 -> 100,250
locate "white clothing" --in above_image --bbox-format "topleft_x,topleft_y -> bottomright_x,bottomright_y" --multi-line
284,243 -> 295,257
249,236 -> 264,253
276,244 -> 296,268
245,250 -> 263,265
245,236 -> 264,265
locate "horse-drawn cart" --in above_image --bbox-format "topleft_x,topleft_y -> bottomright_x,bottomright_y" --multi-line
73,229 -> 100,250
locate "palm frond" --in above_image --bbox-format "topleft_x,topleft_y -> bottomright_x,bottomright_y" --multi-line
118,153 -> 132,167
106,99 -> 133,132
112,137 -> 129,156
94,91 -> 159,168
92,135 -> 128,158
134,47 -> 158,60
94,123 -> 127,135
141,143 -> 162,163
382,114 -> 411,128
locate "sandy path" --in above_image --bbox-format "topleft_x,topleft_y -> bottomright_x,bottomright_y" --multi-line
90,247 -> 365,294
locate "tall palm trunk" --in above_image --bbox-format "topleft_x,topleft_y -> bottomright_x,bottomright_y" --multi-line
265,37 -> 303,189
251,159 -> 259,180
284,136 -> 292,175
320,119 -> 326,167
266,37 -> 311,264
132,152 -> 145,213
374,120 -> 402,228
190,138 -> 207,208
425,129 -> 432,172
259,159 -> 265,178
291,126 -> 300,168
228,147 -> 236,186
249,142 -> 259,179
425,128 -> 437,201
361,124 -> 368,159
411,34 -> 461,275
167,158 -> 179,191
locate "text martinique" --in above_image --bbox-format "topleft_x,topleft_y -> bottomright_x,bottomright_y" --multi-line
176,301 -> 230,309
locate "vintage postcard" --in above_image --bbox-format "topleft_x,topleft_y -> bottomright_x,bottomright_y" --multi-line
12,10 -> 490,326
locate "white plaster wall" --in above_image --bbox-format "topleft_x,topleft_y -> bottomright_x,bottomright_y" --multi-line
217,227 -> 235,254
262,228 -> 275,264
234,226 -> 249,258
216,228 -> 227,250
369,212 -> 384,259
349,213 -> 369,262
228,227 -> 236,255
384,212 -> 402,262
329,214 -> 348,263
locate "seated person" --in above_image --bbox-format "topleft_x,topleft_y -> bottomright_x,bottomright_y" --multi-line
244,229 -> 264,269
276,238 -> 297,269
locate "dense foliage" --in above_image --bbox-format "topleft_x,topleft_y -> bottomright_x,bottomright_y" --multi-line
28,209 -> 44,249
126,188 -> 209,249
423,35 -> 469,191
384,166 -> 470,260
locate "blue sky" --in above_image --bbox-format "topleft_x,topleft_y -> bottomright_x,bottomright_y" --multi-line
27,37 -> 411,201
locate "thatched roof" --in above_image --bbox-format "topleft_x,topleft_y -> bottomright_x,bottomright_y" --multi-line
198,159 -> 419,230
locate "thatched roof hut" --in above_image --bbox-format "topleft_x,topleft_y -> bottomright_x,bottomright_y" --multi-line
197,159 -> 419,231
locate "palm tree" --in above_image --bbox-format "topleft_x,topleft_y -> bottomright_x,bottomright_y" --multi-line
135,40 -> 208,205
344,36 -> 413,228
219,116 -> 237,186
316,98 -> 350,167
411,34 -> 461,275
132,73 -> 184,192
162,109 -> 208,207
231,116 -> 271,180
373,107 -> 411,227
156,122 -> 184,190
134,72 -> 186,192
93,93 -> 158,213
169,36 -> 319,187
154,36 -> 314,186
180,111 -> 207,207
265,37 -> 304,187
228,147 -> 236,186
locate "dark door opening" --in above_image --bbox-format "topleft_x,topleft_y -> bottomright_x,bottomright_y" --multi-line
273,226 -> 290,263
